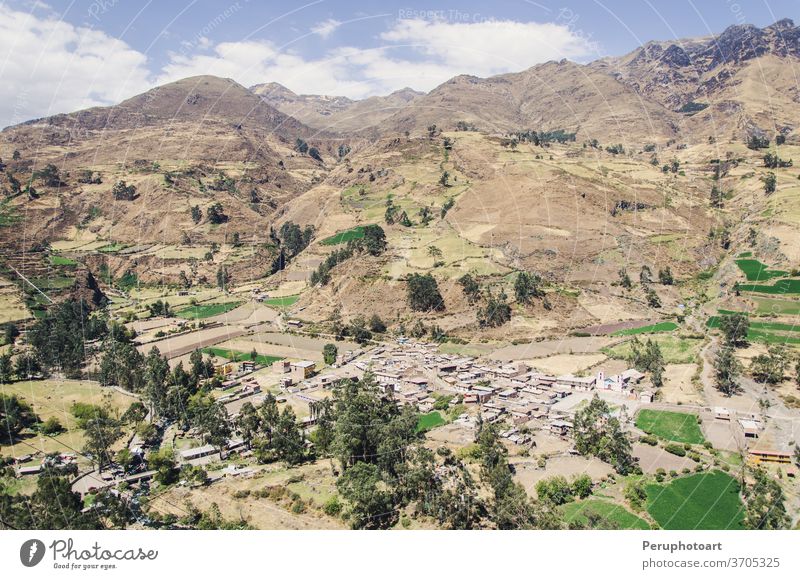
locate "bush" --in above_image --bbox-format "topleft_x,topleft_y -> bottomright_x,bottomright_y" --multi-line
640,435 -> 658,446
40,416 -> 64,436
664,443 -> 686,457
322,496 -> 342,517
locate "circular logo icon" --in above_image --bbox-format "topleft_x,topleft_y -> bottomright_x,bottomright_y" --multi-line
20,539 -> 46,567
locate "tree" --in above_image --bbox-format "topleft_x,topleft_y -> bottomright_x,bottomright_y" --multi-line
323,343 -> 338,365
572,395 -> 637,475
618,268 -> 632,289
763,172 -> 777,194
629,338 -> 665,388
572,474 -> 593,499
713,346 -> 742,396
535,475 -> 574,505
190,395 -> 231,458
81,400 -> 122,471
308,147 -> 323,162
272,406 -> 306,465
236,402 -> 261,449
0,393 -> 38,441
0,353 -> 12,383
658,266 -> 674,285
206,202 -> 228,224
148,448 -> 179,486
358,224 -> 387,256
750,345 -> 790,385
368,314 -> 386,333
718,313 -> 749,347
406,273 -> 445,311
438,171 -> 449,186
348,315 -> 372,344
645,287 -> 662,308
515,271 -> 544,304
458,273 -> 481,304
294,138 -> 308,154
478,290 -> 511,328
190,205 -> 202,223
336,461 -> 397,529
639,265 -> 652,285
34,163 -> 64,187
743,467 -> 789,529
111,180 -> 136,200
28,299 -> 107,377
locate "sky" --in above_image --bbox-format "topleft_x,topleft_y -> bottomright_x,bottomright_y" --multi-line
0,0 -> 798,126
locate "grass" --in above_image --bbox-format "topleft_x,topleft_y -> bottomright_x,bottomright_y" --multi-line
96,242 -> 129,253
49,255 -> 77,266
561,499 -> 650,530
263,295 -> 299,307
201,347 -> 282,366
737,251 -> 752,258
706,315 -> 800,345
753,297 -> 800,316
612,321 -> 678,336
738,279 -> 800,295
645,470 -> 745,530
635,409 -> 705,444
603,335 -> 702,364
734,259 -> 788,282
175,301 -> 243,319
320,225 -> 370,246
416,411 -> 446,432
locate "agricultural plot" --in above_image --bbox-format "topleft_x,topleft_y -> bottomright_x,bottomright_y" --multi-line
738,278 -> 800,295
612,321 -> 678,336
734,259 -> 788,281
200,347 -> 282,366
753,297 -> 800,316
96,242 -> 129,253
320,225 -> 370,246
48,255 -> 77,266
175,301 -> 244,319
416,411 -> 446,432
603,335 -> 702,364
635,409 -> 705,444
645,470 -> 745,530
707,315 -> 800,344
263,295 -> 299,307
561,499 -> 650,530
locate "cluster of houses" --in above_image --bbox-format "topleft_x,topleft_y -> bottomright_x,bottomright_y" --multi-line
313,341 -> 653,442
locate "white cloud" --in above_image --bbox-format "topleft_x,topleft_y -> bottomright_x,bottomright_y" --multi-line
381,18 -> 597,76
157,18 -> 595,100
0,5 -> 151,127
0,13 -> 597,124
311,18 -> 341,39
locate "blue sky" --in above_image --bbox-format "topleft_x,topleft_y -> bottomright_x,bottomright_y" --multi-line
1,0 -> 798,125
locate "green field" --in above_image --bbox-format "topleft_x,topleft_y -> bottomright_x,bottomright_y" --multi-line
175,301 -> 243,319
263,295 -> 299,307
635,409 -> 705,444
734,259 -> 788,282
416,411 -> 446,432
737,251 -> 752,258
320,225 -> 371,246
562,499 -> 650,530
49,255 -> 77,266
753,297 -> 800,316
200,347 -> 282,366
613,321 -> 678,336
603,335 -> 702,364
97,242 -> 129,253
738,279 -> 800,295
707,315 -> 800,344
646,471 -> 745,530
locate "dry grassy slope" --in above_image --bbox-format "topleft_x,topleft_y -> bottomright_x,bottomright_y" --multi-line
381,60 -> 680,143
281,132 -> 723,336
252,82 -> 424,133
